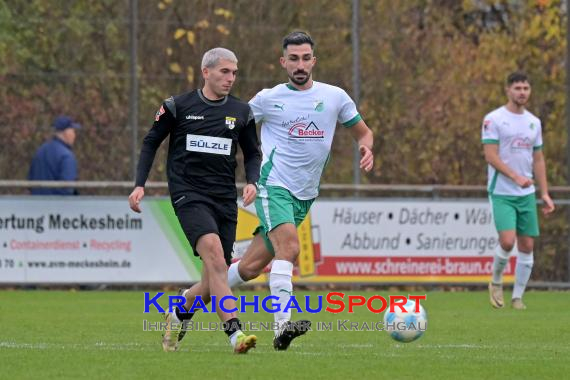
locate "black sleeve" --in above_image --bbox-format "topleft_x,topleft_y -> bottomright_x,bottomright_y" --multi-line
238,109 -> 262,185
134,102 -> 175,187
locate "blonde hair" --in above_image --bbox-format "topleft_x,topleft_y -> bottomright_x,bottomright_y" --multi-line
201,47 -> 237,69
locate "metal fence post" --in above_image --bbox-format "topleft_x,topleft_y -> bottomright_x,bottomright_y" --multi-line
352,0 -> 361,194
129,0 -> 139,182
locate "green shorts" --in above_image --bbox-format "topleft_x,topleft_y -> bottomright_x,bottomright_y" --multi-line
489,193 -> 539,237
254,185 -> 314,255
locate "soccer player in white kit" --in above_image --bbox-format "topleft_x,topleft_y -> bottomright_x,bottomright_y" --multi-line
172,31 -> 374,351
482,72 -> 555,310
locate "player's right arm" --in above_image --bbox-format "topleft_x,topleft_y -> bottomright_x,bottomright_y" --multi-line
248,89 -> 267,124
483,145 -> 532,188
129,101 -> 175,213
481,117 -> 533,188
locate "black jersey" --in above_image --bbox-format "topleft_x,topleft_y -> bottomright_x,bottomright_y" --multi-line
135,89 -> 261,201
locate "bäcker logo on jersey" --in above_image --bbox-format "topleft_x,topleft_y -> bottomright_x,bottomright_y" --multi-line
511,137 -> 532,151
288,121 -> 325,140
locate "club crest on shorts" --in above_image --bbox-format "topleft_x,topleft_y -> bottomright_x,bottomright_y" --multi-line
225,116 -> 236,130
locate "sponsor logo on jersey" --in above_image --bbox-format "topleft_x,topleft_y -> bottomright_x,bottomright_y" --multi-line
529,123 -> 535,130
186,134 -> 232,155
483,120 -> 491,130
225,116 -> 236,130
186,115 -> 205,120
281,115 -> 309,128
273,103 -> 285,111
288,121 -> 325,140
155,105 -> 165,121
511,137 -> 532,150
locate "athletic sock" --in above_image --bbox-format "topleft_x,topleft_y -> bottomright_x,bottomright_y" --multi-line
513,252 -> 534,300
175,304 -> 195,321
492,245 -> 512,284
270,260 -> 294,335
229,330 -> 243,347
224,317 -> 243,347
228,262 -> 246,288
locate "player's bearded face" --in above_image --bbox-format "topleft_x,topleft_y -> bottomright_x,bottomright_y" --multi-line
281,44 -> 316,86
204,59 -> 238,98
290,68 -> 310,85
507,81 -> 531,107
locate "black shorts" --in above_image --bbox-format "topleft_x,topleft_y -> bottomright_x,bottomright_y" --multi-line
173,192 -> 237,266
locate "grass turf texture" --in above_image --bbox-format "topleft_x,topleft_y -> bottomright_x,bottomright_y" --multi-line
1,290 -> 569,379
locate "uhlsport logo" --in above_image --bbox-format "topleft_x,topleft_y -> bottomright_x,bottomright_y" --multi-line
186,114 -> 205,120
288,121 -> 325,140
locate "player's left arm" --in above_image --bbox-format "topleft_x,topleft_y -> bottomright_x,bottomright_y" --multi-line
238,112 -> 262,207
533,149 -> 555,215
349,120 -> 374,172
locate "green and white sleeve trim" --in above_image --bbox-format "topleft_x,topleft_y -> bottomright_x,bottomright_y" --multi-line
481,139 -> 499,144
342,114 -> 362,128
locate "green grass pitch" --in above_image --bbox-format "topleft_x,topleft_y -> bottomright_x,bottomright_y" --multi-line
1,289 -> 569,379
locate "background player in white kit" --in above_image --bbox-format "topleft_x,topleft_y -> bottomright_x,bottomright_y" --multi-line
482,72 -> 555,310
170,31 -> 374,351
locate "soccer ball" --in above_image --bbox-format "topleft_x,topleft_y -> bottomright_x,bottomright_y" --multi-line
383,299 -> 427,343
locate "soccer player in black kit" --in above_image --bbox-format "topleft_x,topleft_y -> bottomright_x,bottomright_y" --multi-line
128,47 -> 261,354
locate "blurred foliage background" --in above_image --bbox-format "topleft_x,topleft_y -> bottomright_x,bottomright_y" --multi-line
0,0 -> 568,280
1,0 -> 567,185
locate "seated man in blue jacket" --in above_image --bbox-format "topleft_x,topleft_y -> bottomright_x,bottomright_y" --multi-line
28,115 -> 81,195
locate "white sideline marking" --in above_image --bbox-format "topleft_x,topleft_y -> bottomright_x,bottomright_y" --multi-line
0,340 -> 489,354
414,344 -> 486,349
0,341 -> 159,351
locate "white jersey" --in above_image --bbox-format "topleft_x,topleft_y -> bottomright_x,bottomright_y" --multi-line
249,81 -> 361,200
481,106 -> 543,196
